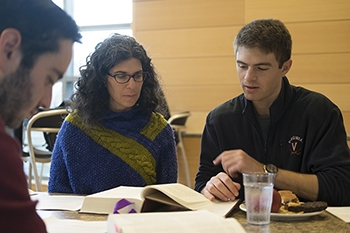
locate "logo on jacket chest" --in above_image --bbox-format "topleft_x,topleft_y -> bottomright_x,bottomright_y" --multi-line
288,136 -> 303,156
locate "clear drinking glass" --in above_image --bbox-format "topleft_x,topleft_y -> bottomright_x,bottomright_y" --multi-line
243,172 -> 275,225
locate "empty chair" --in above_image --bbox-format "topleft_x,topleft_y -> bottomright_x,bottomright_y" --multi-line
168,111 -> 191,187
22,108 -> 68,191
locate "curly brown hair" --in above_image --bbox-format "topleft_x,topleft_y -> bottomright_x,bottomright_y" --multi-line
70,33 -> 168,125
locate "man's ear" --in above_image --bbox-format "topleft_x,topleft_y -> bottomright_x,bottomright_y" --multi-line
0,28 -> 22,74
281,59 -> 292,75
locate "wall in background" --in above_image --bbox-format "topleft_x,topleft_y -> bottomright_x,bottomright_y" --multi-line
132,0 -> 350,186
133,0 -> 350,136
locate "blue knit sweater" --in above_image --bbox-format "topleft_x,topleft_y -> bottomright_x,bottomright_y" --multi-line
48,108 -> 178,194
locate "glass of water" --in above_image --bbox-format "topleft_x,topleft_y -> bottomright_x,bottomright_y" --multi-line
243,172 -> 274,225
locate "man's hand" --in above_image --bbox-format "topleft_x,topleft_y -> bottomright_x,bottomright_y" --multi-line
201,172 -> 241,201
213,149 -> 264,177
213,149 -> 319,201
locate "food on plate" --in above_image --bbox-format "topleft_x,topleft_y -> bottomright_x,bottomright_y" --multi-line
278,190 -> 302,214
277,190 -> 327,214
279,190 -> 300,205
271,189 -> 282,213
288,201 -> 328,213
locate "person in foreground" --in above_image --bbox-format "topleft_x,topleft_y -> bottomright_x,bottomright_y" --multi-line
0,0 -> 81,232
194,19 -> 350,206
48,33 -> 177,195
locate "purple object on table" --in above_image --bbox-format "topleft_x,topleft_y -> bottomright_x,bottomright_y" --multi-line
113,198 -> 137,214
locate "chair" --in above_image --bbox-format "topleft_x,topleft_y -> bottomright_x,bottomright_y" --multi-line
22,108 -> 68,191
168,111 -> 191,187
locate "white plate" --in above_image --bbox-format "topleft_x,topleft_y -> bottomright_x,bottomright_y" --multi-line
239,203 -> 324,221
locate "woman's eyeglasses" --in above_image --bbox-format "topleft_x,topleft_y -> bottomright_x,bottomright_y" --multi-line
107,72 -> 148,84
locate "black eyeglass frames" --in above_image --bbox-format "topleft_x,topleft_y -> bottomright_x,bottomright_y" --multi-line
107,71 -> 148,84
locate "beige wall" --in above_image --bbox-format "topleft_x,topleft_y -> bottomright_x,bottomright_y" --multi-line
133,0 -> 350,135
133,0 -> 350,186
132,0 -> 350,186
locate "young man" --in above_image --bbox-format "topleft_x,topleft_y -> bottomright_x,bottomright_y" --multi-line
194,19 -> 350,206
0,0 -> 81,232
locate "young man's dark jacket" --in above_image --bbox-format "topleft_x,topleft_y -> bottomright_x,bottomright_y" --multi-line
195,77 -> 350,206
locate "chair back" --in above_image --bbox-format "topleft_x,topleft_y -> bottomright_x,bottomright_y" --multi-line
26,108 -> 68,191
167,111 -> 191,187
30,109 -> 67,151
168,111 -> 191,145
168,111 -> 191,126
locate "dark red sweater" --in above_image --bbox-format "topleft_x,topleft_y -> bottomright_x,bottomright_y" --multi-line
0,118 -> 47,233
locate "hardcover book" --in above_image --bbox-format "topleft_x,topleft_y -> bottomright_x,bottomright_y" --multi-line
80,183 -> 240,217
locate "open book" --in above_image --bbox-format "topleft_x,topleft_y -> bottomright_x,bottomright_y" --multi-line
80,183 -> 240,217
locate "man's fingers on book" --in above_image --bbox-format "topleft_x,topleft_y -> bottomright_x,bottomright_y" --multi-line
203,188 -> 216,201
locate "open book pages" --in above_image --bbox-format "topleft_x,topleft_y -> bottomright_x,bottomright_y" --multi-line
140,183 -> 240,217
80,183 -> 240,217
107,210 -> 246,233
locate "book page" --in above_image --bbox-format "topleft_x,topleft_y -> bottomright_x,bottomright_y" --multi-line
44,216 -> 106,233
204,199 -> 240,217
143,192 -> 188,209
31,193 -> 84,211
142,183 -> 209,205
28,189 -> 36,195
327,207 -> 350,223
107,210 -> 246,233
80,186 -> 144,214
141,183 -> 239,216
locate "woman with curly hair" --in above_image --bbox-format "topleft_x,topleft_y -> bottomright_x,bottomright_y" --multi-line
48,33 -> 177,194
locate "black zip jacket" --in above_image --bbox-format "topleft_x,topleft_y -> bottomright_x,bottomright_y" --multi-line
195,77 -> 350,206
